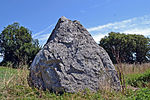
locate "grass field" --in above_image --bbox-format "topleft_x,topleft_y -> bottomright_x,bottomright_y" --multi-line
0,64 -> 150,100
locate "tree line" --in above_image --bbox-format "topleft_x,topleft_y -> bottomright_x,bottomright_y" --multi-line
0,23 -> 150,68
99,32 -> 150,64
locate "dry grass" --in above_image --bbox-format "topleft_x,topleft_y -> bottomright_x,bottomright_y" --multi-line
0,63 -> 150,99
115,63 -> 150,75
115,63 -> 150,92
100,63 -> 150,94
0,66 -> 103,99
0,66 -> 31,99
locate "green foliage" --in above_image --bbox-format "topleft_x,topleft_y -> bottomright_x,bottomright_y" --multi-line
124,88 -> 150,100
99,32 -> 150,63
0,67 -> 17,89
0,66 -> 150,100
0,22 -> 41,67
0,67 -> 103,99
126,69 -> 150,88
135,88 -> 150,100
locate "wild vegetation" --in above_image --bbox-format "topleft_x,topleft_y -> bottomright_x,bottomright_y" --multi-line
0,63 -> 150,100
0,23 -> 41,68
100,32 -> 150,64
0,23 -> 150,99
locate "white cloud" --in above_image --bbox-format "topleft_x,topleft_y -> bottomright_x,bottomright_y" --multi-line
88,23 -> 114,32
32,24 -> 54,45
34,15 -> 150,45
92,33 -> 107,43
87,17 -> 137,32
122,28 -> 150,36
33,24 -> 53,38
88,15 -> 150,43
37,34 -> 50,41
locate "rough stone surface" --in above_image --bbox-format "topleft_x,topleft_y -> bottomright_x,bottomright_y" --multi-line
28,16 -> 121,93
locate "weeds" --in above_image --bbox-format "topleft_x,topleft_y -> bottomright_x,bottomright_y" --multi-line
126,69 -> 150,88
0,63 -> 150,99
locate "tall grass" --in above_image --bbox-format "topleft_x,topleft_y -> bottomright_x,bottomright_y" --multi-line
0,63 -> 150,99
0,66 -> 104,99
116,63 -> 150,75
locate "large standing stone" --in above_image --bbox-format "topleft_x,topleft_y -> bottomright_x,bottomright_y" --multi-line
28,16 -> 121,93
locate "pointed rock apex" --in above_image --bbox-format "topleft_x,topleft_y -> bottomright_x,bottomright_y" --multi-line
59,16 -> 69,21
29,17 -> 121,93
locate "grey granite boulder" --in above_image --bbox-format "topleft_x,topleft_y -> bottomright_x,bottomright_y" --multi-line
28,16 -> 121,93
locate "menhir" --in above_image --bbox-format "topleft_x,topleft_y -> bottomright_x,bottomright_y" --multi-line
28,16 -> 121,93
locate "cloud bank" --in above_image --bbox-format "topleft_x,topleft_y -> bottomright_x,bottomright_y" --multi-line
88,15 -> 150,43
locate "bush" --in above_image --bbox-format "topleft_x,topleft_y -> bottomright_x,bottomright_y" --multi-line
0,22 -> 41,68
126,69 -> 150,88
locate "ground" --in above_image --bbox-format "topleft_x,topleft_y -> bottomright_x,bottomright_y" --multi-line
0,63 -> 150,100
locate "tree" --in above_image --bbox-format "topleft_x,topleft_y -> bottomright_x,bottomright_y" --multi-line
99,32 -> 150,64
0,22 -> 41,67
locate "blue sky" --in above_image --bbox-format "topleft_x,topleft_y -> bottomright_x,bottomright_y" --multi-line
1,0 -> 150,45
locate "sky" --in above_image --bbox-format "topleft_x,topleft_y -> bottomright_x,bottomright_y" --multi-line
1,0 -> 150,45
